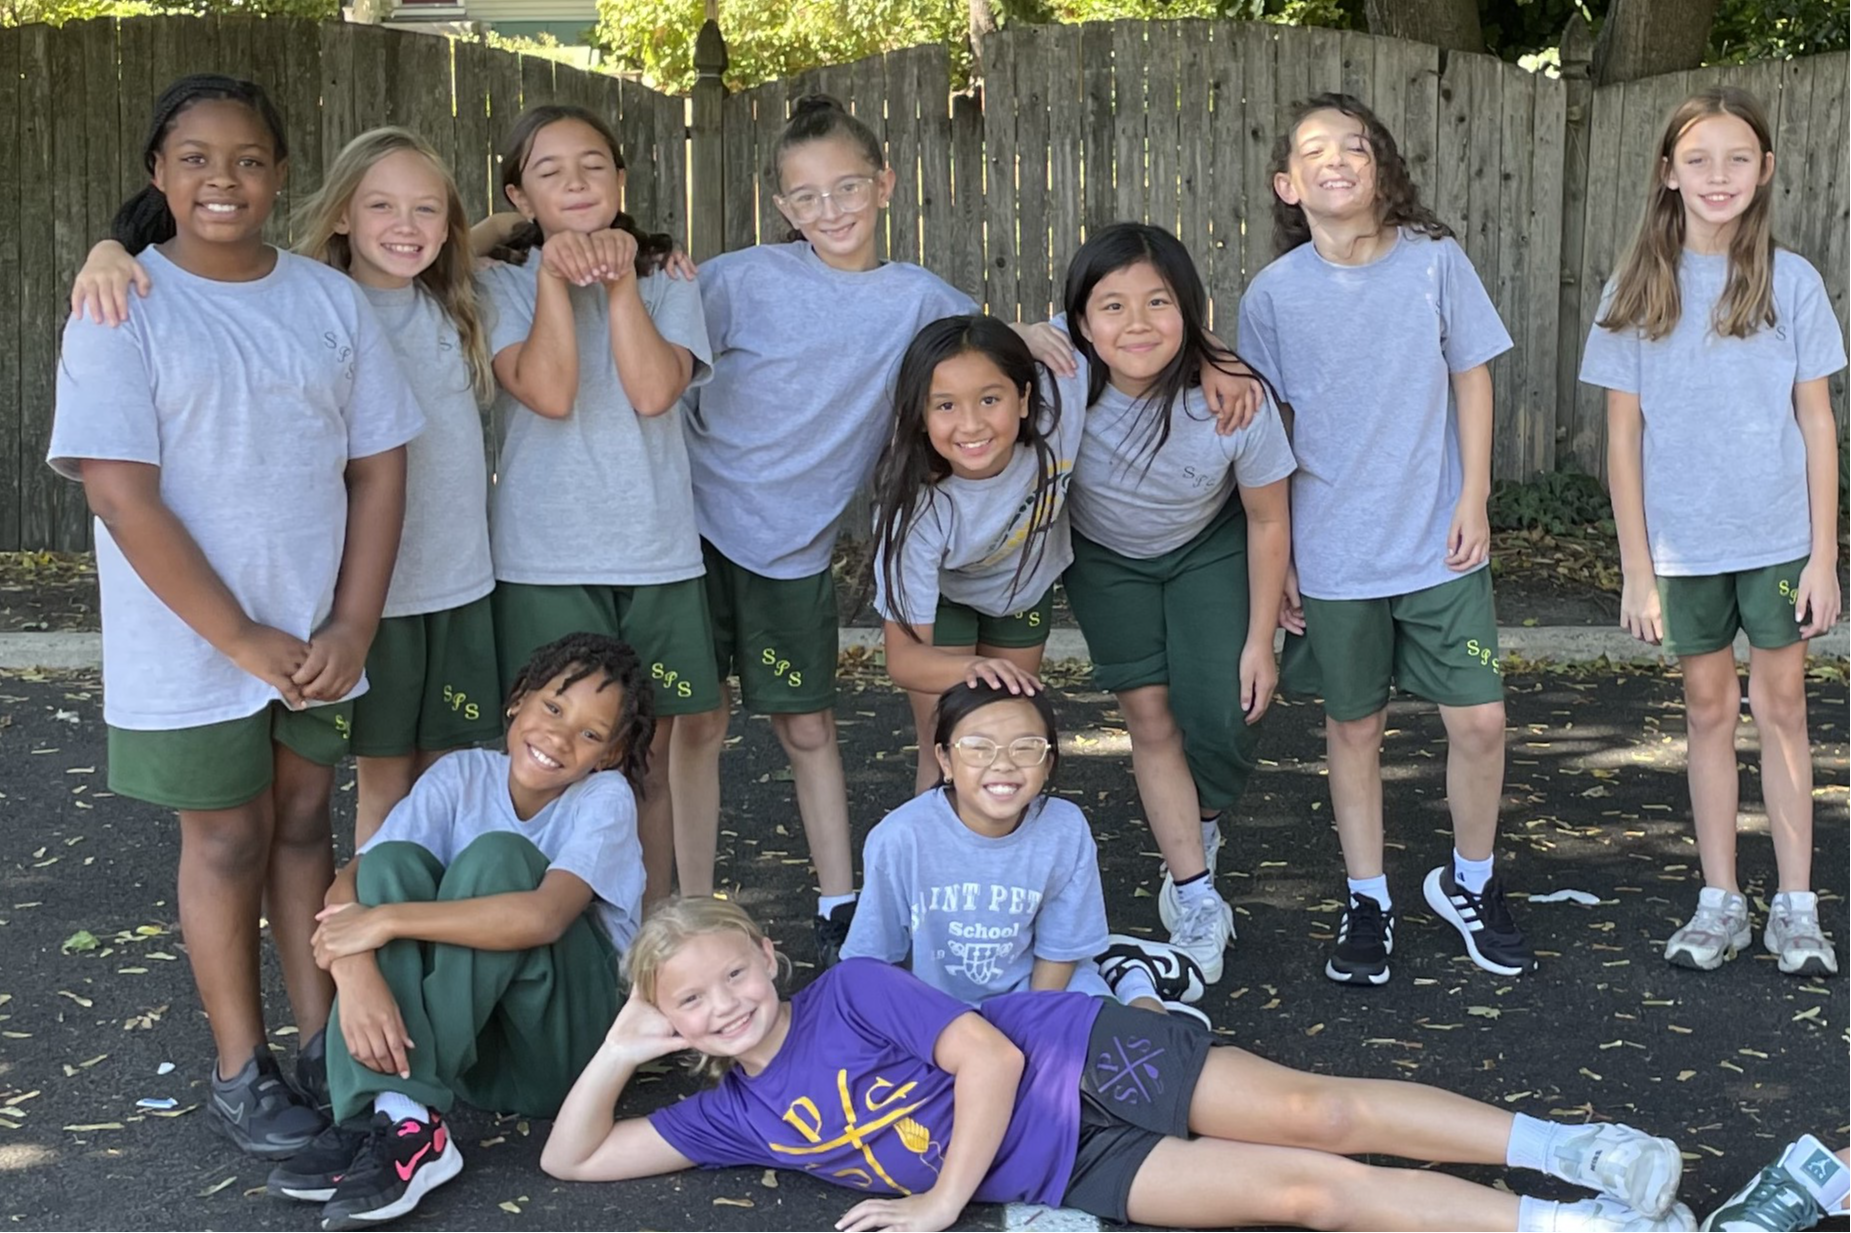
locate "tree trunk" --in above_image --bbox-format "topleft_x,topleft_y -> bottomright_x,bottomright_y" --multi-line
968,0 -> 997,82
1591,0 -> 1722,84
1363,0 -> 1484,54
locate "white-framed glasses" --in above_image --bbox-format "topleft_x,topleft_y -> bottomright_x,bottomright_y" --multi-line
775,175 -> 877,223
946,735 -> 1053,769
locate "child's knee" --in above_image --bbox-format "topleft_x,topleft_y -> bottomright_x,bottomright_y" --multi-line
181,816 -> 270,879
1747,673 -> 1807,735
356,840 -> 445,904
1445,702 -> 1506,757
1327,711 -> 1385,752
678,705 -> 731,748
443,832 -> 550,897
1684,675 -> 1742,733
772,709 -> 836,756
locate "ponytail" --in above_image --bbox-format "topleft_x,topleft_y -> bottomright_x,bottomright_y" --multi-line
113,73 -> 289,255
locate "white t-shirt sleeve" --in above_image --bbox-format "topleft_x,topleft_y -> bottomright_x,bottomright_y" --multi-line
48,316 -> 161,479
841,821 -> 913,963
482,263 -> 537,358
1790,260 -> 1850,383
1030,802 -> 1111,963
1438,239 -> 1514,373
872,501 -> 949,628
343,290 -> 426,460
1235,288 -> 1287,405
1577,282 -> 1642,394
1224,395 -> 1298,488
646,272 -> 714,389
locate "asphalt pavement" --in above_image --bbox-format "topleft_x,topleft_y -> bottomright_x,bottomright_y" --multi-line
0,663 -> 1846,1231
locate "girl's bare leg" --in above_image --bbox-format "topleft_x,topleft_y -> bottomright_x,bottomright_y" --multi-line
1118,683 -> 1209,879
769,708 -> 854,897
1746,642 -> 1813,891
268,744 -> 337,1039
179,797 -> 273,1077
638,717 -> 677,908
669,694 -> 731,898
1680,649 -> 1744,891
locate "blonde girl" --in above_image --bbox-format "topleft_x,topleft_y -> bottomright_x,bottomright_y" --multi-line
1580,86 -> 1844,977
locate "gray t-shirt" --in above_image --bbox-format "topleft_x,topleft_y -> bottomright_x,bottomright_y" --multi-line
48,248 -> 424,730
1238,230 -> 1512,600
872,368 -> 1089,626
683,243 -> 976,579
481,261 -> 713,586
361,283 -> 494,618
1068,382 -> 1297,558
361,748 -> 645,951
1579,249 -> 1847,576
841,789 -> 1110,1006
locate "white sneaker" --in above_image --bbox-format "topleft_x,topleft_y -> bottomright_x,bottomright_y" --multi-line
1664,887 -> 1751,971
1765,891 -> 1839,977
1548,1122 -> 1684,1219
1549,1197 -> 1697,1232
1168,889 -> 1234,984
1097,935 -> 1207,1004
1158,822 -> 1223,930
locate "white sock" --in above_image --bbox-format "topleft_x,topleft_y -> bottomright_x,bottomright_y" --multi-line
1175,871 -> 1215,908
1347,874 -> 1392,911
1782,1134 -> 1851,1212
1505,1112 -> 1560,1173
374,1090 -> 429,1125
818,891 -> 857,919
1200,815 -> 1222,862
1515,1196 -> 1559,1233
1453,850 -> 1496,894
1111,965 -> 1160,1006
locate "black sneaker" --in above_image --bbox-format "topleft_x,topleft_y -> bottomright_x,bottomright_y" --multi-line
295,1028 -> 331,1114
209,1047 -> 329,1160
1325,892 -> 1395,986
319,1110 -> 462,1231
268,1119 -> 371,1202
1097,935 -> 1207,1003
814,902 -> 855,969
1423,866 -> 1538,976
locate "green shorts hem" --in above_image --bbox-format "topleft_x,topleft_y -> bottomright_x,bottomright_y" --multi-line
107,700 -> 353,811
701,541 -> 839,714
1658,558 -> 1808,659
351,595 -> 504,758
932,589 -> 1054,651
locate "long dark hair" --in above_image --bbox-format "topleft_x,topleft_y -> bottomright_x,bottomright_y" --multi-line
489,104 -> 673,275
504,632 -> 656,798
771,94 -> 885,243
871,315 -> 1064,642
1062,222 -> 1262,473
112,74 -> 289,255
1268,92 -> 1453,257
931,681 -> 1062,789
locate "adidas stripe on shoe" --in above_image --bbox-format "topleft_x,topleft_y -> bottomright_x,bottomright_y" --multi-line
1423,865 -> 1537,977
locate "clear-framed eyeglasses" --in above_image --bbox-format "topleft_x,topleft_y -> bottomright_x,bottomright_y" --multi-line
946,735 -> 1053,769
775,175 -> 878,224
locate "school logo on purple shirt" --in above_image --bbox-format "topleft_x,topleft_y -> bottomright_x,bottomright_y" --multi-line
773,1073 -> 945,1192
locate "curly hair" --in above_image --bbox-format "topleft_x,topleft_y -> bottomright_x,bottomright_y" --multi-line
504,632 -> 656,797
1268,92 -> 1453,257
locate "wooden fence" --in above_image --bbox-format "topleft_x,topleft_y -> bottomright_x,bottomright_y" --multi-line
0,15 -> 1845,551
0,15 -> 689,553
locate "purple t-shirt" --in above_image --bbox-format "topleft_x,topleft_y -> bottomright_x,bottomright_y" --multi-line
648,958 -> 1099,1205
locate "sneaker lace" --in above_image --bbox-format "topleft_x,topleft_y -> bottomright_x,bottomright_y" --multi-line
1470,879 -> 1518,933
1775,902 -> 1827,947
1171,896 -> 1225,949
1347,893 -> 1384,936
1735,1167 -> 1822,1229
1682,898 -> 1740,942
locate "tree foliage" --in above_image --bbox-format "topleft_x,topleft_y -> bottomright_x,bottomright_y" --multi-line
2,0 -> 336,27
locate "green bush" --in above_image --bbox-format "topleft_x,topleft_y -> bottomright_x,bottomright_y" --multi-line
1488,470 -> 1613,536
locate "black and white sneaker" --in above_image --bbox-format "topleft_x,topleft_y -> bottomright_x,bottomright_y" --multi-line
1423,865 -> 1537,976
268,1120 -> 372,1202
209,1047 -> 329,1159
814,902 -> 855,969
319,1110 -> 462,1231
1097,936 -> 1207,1004
1325,892 -> 1395,986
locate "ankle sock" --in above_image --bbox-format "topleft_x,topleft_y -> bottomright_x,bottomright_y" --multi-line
818,892 -> 857,919
1782,1134 -> 1850,1211
374,1090 -> 429,1125
1199,815 -> 1222,862
1453,850 -> 1495,894
1516,1196 -> 1570,1232
1174,869 -> 1214,908
1111,964 -> 1159,1007
1505,1112 -> 1560,1173
1346,874 -> 1391,912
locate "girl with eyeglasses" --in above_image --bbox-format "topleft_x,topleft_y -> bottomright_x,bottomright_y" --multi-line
840,681 -> 1212,1025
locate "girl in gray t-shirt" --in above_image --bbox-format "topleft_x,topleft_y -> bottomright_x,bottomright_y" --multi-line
870,316 -> 1087,793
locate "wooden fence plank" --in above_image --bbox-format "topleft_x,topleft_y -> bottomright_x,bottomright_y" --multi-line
1177,21 -> 1212,319
81,20 -> 120,269
656,91 -> 688,250
887,49 -> 923,268
1079,21 -> 1114,235
348,22 -> 390,133
17,25 -> 58,548
1235,23 -> 1278,293
483,37 -> 521,216
394,32 -> 456,183
45,24 -> 89,547
1526,73 -> 1566,476
1569,78 -> 1625,474
1045,26 -> 1082,293
1145,19 -> 1180,236
1491,62 -> 1532,480
720,89 -> 756,250
318,18 -> 357,167
1111,20 -> 1147,225
279,18 -> 321,233
1772,57 -> 1814,250
1340,28 -> 1372,101
949,88 -> 985,302
0,25 -> 21,547
1014,25 -> 1053,320
246,22 -> 289,223
117,19 -> 155,202
1801,56 -> 1848,422
1432,47 -> 1472,240
753,76 -> 788,248
1304,24 -> 1342,95
849,52 -> 889,264
985,29 -> 1020,318
150,12 -> 217,81
918,50 -> 954,275
451,41 -> 492,221
1205,22 -> 1240,328
218,12 -> 251,80
1397,38 -> 1441,202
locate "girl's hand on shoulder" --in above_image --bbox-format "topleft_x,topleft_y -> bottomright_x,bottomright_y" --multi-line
1239,639 -> 1278,725
964,657 -> 1041,696
661,246 -> 699,281
228,623 -> 312,710
606,985 -> 688,1064
1618,571 -> 1663,645
71,240 -> 150,328
1795,555 -> 1842,638
1278,562 -> 1306,636
1202,357 -> 1263,433
334,964 -> 415,1079
313,903 -> 394,967
835,1191 -> 962,1233
294,619 -> 368,702
1445,497 -> 1490,571
1013,321 -> 1076,377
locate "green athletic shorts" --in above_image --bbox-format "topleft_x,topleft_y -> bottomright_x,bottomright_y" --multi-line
108,699 -> 354,812
1280,567 -> 1503,722
701,540 -> 838,714
351,594 -> 504,758
492,578 -> 721,716
1658,557 -> 1808,658
932,588 -> 1054,650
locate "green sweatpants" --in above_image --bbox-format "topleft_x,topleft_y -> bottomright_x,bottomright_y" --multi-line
327,833 -> 620,1123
